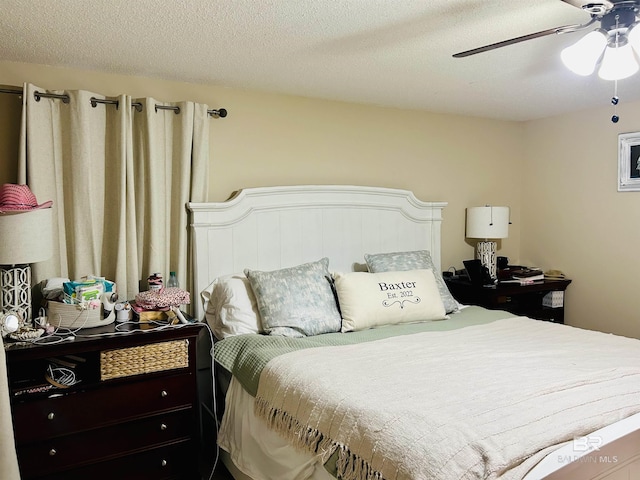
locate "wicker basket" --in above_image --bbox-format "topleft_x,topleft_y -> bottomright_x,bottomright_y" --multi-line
48,301 -> 115,329
100,339 -> 189,381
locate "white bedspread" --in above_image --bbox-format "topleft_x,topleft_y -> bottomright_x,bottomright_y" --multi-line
255,318 -> 640,480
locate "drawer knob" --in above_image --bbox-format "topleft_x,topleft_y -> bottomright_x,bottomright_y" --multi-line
160,423 -> 167,431
47,412 -> 55,421
49,449 -> 57,456
160,390 -> 168,398
161,459 -> 167,467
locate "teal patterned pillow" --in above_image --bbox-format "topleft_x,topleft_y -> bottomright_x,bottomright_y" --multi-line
244,258 -> 342,337
364,250 -> 459,314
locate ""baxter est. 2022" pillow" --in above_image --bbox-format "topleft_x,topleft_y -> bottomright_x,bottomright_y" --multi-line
334,269 -> 447,332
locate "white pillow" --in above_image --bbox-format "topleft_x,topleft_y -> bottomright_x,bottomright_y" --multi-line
201,274 -> 262,339
334,269 -> 447,332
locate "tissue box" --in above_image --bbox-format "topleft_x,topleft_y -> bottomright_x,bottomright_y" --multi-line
543,291 -> 564,308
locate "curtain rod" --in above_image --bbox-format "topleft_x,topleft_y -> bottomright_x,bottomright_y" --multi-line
0,87 -> 227,118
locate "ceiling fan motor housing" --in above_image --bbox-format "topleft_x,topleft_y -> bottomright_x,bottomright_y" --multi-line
600,6 -> 638,31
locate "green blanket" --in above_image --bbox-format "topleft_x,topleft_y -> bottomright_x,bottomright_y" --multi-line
214,306 -> 514,397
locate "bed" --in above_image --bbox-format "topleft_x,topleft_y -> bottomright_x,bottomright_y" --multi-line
188,185 -> 640,480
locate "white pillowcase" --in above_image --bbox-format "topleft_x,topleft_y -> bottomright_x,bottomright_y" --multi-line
334,269 -> 447,332
201,274 -> 262,339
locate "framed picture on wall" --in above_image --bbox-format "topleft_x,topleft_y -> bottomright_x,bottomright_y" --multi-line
618,132 -> 640,191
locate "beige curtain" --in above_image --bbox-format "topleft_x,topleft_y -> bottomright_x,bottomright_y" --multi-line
18,84 -> 209,301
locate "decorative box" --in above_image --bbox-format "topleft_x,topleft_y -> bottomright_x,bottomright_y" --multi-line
542,291 -> 564,308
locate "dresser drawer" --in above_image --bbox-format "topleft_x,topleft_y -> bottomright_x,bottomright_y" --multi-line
18,407 -> 194,478
28,440 -> 198,480
13,372 -> 193,444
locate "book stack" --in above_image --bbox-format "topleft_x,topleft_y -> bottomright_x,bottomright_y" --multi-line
510,268 -> 544,284
543,270 -> 566,280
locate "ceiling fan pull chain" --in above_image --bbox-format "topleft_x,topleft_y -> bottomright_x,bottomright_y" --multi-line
610,13 -> 620,124
611,79 -> 619,123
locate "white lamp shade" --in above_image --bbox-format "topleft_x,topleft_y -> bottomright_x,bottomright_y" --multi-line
0,209 -> 53,265
466,206 -> 510,240
561,30 -> 607,76
598,43 -> 639,80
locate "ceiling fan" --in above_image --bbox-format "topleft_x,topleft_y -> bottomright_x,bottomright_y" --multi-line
453,1 -> 640,80
453,1 -> 640,122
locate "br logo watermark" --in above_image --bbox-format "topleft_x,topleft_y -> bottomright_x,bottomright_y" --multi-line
557,436 -> 618,465
573,435 -> 603,452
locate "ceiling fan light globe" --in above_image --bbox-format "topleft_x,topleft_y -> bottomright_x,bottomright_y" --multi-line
628,23 -> 640,54
598,43 -> 639,80
561,30 -> 607,76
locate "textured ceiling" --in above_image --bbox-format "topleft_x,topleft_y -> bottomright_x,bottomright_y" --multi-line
1,0 -> 638,121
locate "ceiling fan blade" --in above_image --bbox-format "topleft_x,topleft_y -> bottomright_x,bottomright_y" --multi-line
453,28 -> 566,58
561,0 -> 586,7
452,19 -> 595,58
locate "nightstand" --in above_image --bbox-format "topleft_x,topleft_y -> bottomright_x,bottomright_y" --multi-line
444,277 -> 572,323
4,322 -> 206,480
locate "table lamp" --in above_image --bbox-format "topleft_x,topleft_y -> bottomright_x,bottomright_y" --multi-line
0,185 -> 53,326
465,206 -> 510,280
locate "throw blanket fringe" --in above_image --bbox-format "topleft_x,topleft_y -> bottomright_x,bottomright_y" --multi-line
255,397 -> 383,480
336,445 -> 384,480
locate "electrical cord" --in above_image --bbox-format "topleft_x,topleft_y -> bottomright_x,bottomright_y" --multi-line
73,319 -> 193,338
32,307 -> 190,343
45,364 -> 79,388
201,322 -> 220,480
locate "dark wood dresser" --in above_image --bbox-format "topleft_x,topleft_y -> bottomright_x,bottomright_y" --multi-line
444,277 -> 572,323
4,322 -> 206,480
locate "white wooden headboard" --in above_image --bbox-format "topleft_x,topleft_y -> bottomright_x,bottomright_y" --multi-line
187,185 -> 447,320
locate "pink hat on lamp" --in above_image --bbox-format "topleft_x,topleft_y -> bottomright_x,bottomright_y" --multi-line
0,184 -> 53,214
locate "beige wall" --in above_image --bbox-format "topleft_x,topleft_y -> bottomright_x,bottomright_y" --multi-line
523,102 -> 640,338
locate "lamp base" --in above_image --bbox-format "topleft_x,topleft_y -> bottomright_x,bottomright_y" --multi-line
0,265 -> 32,327
476,241 -> 497,280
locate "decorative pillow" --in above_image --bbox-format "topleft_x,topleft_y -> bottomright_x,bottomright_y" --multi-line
201,274 -> 262,340
244,258 -> 341,338
334,269 -> 447,332
364,250 -> 458,314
